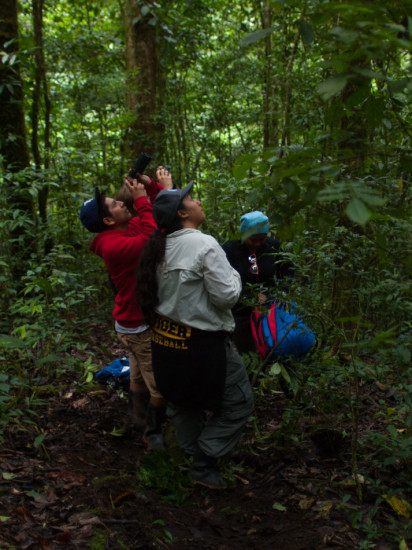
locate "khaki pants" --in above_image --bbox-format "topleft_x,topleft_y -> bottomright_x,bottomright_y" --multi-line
117,330 -> 163,399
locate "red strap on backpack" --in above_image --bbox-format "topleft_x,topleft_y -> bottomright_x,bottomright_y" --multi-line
250,308 -> 266,358
250,302 -> 279,358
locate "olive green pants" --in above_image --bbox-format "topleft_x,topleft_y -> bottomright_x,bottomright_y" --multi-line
168,338 -> 254,459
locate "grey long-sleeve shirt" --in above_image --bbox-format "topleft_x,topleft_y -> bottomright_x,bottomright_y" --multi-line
156,228 -> 241,332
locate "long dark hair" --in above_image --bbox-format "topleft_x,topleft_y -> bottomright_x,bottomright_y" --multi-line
136,217 -> 183,326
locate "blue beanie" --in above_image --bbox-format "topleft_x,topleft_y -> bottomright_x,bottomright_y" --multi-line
240,211 -> 269,240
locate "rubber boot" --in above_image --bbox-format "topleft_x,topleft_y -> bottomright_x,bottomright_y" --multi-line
189,448 -> 227,489
144,403 -> 166,450
128,390 -> 150,430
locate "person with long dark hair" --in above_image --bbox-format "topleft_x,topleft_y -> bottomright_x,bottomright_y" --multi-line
136,182 -> 254,488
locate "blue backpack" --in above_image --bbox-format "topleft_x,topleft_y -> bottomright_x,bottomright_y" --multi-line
95,356 -> 130,389
250,301 -> 316,361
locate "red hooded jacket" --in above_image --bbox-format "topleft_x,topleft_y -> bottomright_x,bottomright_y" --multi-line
89,180 -> 161,328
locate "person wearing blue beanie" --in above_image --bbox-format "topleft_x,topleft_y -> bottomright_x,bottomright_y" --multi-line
239,211 -> 269,239
222,211 -> 294,354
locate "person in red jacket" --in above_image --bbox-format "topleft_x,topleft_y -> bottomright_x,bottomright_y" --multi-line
80,169 -> 171,450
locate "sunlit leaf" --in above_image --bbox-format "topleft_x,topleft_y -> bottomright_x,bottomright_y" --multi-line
382,495 -> 412,519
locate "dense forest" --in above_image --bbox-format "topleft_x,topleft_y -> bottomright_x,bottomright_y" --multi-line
0,0 -> 411,549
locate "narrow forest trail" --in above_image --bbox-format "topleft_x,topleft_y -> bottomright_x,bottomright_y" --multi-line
0,325 -> 392,549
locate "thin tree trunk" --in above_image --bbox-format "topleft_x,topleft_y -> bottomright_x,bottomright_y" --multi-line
280,28 -> 300,152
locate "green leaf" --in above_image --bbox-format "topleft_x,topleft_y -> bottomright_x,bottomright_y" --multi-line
387,424 -> 398,438
298,20 -> 314,47
269,362 -> 282,376
365,97 -> 385,126
232,153 -> 258,180
400,155 -> 412,171
33,277 -> 53,294
359,192 -> 385,207
34,354 -> 61,367
272,502 -> 287,511
240,28 -> 274,47
346,198 -> 370,225
34,434 -> 45,447
318,75 -> 348,100
2,472 -> 17,480
330,27 -> 358,43
335,316 -> 361,323
280,366 -> 291,384
397,345 -> 411,364
0,334 -> 26,349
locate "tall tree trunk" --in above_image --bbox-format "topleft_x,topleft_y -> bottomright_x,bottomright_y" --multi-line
0,0 -> 30,172
32,0 -> 51,226
280,28 -> 300,152
124,0 -> 163,165
0,0 -> 34,284
260,0 -> 277,149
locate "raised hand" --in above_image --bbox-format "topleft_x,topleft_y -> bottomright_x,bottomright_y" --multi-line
125,177 -> 148,200
156,166 -> 173,189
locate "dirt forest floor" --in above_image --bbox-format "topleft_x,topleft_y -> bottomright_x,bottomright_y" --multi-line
0,324 -> 402,549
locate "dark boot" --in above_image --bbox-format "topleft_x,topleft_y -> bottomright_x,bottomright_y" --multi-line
144,403 -> 166,450
189,449 -> 227,489
128,390 -> 150,430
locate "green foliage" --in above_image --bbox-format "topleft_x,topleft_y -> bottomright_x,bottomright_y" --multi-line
150,519 -> 177,547
136,452 -> 191,506
1,1 -> 411,547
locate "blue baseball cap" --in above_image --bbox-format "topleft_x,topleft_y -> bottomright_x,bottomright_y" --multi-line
80,187 -> 107,233
240,211 -> 269,241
